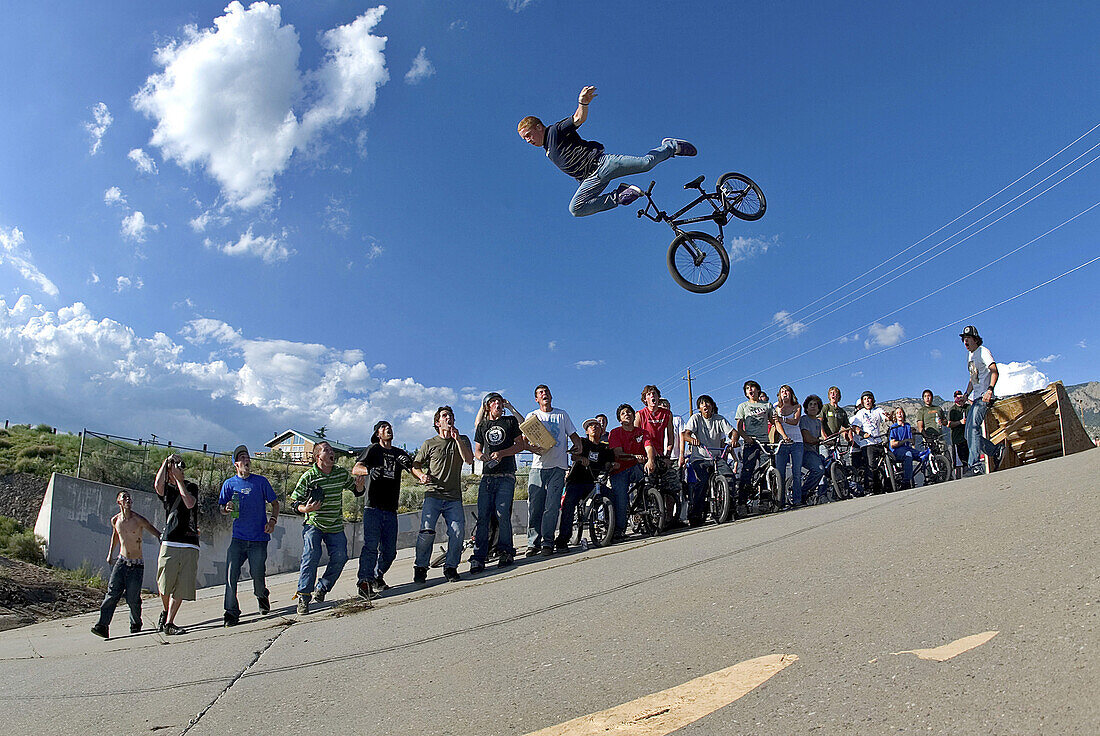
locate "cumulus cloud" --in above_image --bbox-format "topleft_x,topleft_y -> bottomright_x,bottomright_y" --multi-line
189,208 -> 230,233
547,340 -> 557,351
772,310 -> 807,337
838,332 -> 860,344
575,359 -> 605,369
865,322 -> 904,349
0,296 -> 467,447
996,361 -> 1050,396
404,47 -> 435,84
1038,354 -> 1060,363
90,272 -> 100,284
506,0 -> 538,11
323,197 -> 350,236
448,20 -> 468,31
104,186 -> 127,206
1078,340 -> 1087,349
204,228 -> 293,263
121,211 -> 157,242
0,227 -> 59,297
115,276 -> 144,293
133,2 -> 389,209
84,102 -> 112,154
127,148 -> 158,174
930,348 -> 943,359
726,235 -> 778,263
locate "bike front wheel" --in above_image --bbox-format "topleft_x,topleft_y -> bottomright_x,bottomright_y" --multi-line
588,497 -> 615,548
716,172 -> 766,221
667,231 -> 730,293
709,472 -> 733,523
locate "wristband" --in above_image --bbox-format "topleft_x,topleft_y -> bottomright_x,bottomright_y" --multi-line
579,102 -> 588,106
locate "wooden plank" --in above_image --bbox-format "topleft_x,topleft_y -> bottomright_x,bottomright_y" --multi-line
1055,383 -> 1097,455
987,386 -> 1061,443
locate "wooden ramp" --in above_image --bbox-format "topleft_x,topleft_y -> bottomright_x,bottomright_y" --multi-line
985,381 -> 1095,470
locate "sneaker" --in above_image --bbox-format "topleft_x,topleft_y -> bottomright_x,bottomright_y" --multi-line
313,587 -> 327,603
962,464 -> 985,478
372,576 -> 390,592
90,624 -> 109,639
524,547 -> 540,558
162,623 -> 186,636
614,183 -> 644,206
296,594 -> 311,615
157,609 -> 167,632
257,590 -> 271,615
497,552 -> 514,569
540,546 -> 555,556
992,443 -> 1006,471
554,542 -> 569,553
356,579 -> 375,601
223,612 -> 239,627
130,622 -> 142,634
662,138 -> 697,157
443,567 -> 462,582
469,560 -> 485,575
413,566 -> 428,584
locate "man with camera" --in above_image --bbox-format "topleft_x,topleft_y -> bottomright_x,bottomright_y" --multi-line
153,454 -> 199,635
289,441 -> 364,614
218,445 -> 279,626
412,406 -> 474,583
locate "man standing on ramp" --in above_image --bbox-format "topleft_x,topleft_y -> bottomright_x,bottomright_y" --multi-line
518,86 -> 696,216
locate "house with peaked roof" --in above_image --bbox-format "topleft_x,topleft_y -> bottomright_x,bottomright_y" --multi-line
263,429 -> 364,462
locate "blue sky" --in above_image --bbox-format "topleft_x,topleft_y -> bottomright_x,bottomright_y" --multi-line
1,0 -> 1097,450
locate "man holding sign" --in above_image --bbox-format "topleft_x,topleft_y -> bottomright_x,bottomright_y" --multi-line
523,385 -> 582,556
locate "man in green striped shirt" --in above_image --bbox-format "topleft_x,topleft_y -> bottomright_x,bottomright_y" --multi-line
289,441 -> 363,614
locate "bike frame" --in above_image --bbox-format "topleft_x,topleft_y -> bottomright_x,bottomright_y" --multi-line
637,180 -> 729,252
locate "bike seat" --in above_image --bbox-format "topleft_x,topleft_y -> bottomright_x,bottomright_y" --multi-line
684,175 -> 705,190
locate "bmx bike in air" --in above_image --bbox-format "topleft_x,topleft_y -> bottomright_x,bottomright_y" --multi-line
636,172 -> 766,294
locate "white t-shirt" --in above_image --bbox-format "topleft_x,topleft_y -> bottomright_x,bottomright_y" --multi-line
669,415 -> 685,460
851,407 -> 890,448
967,345 -> 996,399
525,407 -> 577,470
776,406 -> 802,443
684,412 -> 735,459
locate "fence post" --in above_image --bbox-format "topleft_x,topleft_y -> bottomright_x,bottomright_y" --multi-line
76,428 -> 86,478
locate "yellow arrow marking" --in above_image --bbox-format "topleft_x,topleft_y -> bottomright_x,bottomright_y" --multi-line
893,631 -> 999,661
522,653 -> 798,736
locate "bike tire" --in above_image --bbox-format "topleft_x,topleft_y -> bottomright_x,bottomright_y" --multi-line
569,505 -> 584,547
589,497 -> 615,548
764,467 -> 783,512
667,231 -> 730,294
830,462 -> 851,500
709,473 -> 733,523
931,453 -> 951,484
429,546 -> 446,569
882,456 -> 899,493
644,487 -> 667,535
715,172 -> 766,221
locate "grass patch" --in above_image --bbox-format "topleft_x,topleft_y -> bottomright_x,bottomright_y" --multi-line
17,444 -> 61,460
54,560 -> 106,589
0,516 -> 46,564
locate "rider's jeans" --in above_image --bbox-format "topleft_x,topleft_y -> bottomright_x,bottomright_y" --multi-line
686,459 -> 714,520
473,474 -> 516,562
737,442 -> 763,502
891,446 -> 920,482
556,481 -> 594,546
358,507 -> 398,583
298,525 -> 348,596
414,497 -> 465,570
224,538 -> 268,616
775,442 -> 805,505
528,467 -> 566,550
801,449 -> 826,501
569,143 -> 676,217
966,398 -> 1000,467
609,465 -> 642,534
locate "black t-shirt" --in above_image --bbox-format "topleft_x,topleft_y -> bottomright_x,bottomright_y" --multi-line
160,481 -> 200,546
566,439 -> 616,485
544,117 -> 604,181
474,415 -> 522,475
356,444 -> 413,513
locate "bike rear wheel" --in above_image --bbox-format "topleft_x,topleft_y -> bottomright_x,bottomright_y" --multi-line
643,487 -> 667,535
667,231 -> 730,293
830,462 -> 851,500
716,172 -> 766,221
708,472 -> 733,523
929,453 -> 951,484
588,497 -> 615,548
764,466 -> 783,512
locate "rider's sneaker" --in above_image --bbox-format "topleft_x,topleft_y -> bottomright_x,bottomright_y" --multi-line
662,138 -> 697,157
413,566 -> 428,584
614,183 -> 644,206
554,542 -> 570,553
296,593 -> 311,615
497,552 -> 514,568
443,567 -> 462,583
90,624 -> 109,639
257,589 -> 271,615
372,576 -> 390,592
313,586 -> 327,603
524,547 -> 540,558
356,579 -> 375,602
468,560 -> 485,575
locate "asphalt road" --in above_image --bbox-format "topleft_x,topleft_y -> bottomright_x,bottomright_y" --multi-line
1,450 -> 1096,735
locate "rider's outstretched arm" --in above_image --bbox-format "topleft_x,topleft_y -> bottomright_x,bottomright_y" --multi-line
572,86 -> 597,127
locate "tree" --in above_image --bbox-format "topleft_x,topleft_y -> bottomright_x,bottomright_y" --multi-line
314,425 -> 327,439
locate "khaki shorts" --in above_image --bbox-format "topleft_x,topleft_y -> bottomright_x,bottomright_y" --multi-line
157,544 -> 198,600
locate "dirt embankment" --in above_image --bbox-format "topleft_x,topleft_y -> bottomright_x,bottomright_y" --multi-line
0,555 -> 105,631
0,473 -> 49,528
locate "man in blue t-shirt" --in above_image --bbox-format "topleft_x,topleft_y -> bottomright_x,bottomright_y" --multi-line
219,445 -> 280,626
517,85 -> 697,217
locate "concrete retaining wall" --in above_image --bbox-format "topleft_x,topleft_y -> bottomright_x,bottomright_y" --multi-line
34,473 -> 530,592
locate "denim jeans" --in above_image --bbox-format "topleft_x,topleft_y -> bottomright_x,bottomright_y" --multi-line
801,448 -> 826,501
297,524 -> 348,597
775,442 -> 805,504
737,442 -> 763,502
358,507 -> 398,582
473,475 -> 516,562
414,496 -> 465,570
608,465 -> 642,534
569,143 -> 676,217
527,467 -> 566,550
966,398 -> 999,467
224,538 -> 268,616
891,446 -> 920,481
556,481 -> 595,546
97,559 -> 144,630
686,458 -> 719,520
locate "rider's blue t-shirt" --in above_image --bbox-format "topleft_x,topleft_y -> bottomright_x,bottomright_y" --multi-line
218,474 -> 277,542
544,117 -> 604,181
888,423 -> 914,448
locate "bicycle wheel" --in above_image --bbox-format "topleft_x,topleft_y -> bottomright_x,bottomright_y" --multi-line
930,453 -> 951,484
716,172 -> 766,221
882,456 -> 899,493
588,497 -> 615,548
644,487 -> 667,535
764,467 -> 783,512
829,463 -> 851,500
667,231 -> 730,294
569,505 -> 584,547
709,473 -> 733,523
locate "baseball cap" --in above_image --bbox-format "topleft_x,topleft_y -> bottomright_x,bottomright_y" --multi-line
232,445 -> 249,462
370,420 -> 391,443
483,392 -> 504,407
959,325 -> 981,340
582,418 -> 601,431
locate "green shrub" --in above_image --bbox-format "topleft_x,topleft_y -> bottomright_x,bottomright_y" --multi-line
13,458 -> 48,475
0,515 -> 22,539
18,445 -> 61,460
0,427 -> 9,436
56,561 -> 106,589
33,423 -> 54,433
0,438 -> 12,449
3,530 -> 46,564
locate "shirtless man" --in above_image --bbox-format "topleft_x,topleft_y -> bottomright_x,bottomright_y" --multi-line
91,491 -> 160,639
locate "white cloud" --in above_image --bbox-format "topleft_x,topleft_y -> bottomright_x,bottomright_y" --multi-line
772,310 -> 807,337
372,363 -> 387,373
726,235 -> 778,263
996,361 -> 1050,396
547,340 -> 557,351
121,211 -> 158,242
1078,340 -> 1087,349
84,102 -> 112,155
133,2 -> 389,209
575,359 -> 605,369
127,148 -> 158,175
0,296 -> 468,448
404,47 -> 435,84
0,227 -> 59,297
1038,354 -> 1060,363
930,348 -> 942,359
204,228 -> 293,263
865,321 -> 904,349
355,129 -> 369,159
104,186 -> 127,206
323,197 -> 350,236
188,207 -> 230,233
90,272 -> 100,284
851,370 -> 864,378
506,0 -> 538,11
449,20 -> 468,31
114,276 -> 144,293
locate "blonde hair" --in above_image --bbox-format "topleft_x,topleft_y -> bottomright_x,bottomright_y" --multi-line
518,116 -> 542,133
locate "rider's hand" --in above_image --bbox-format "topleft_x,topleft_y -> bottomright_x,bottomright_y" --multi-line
685,435 -> 698,446
579,86 -> 597,104
644,458 -> 656,474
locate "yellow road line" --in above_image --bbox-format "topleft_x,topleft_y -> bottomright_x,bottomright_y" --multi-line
893,631 -> 999,661
522,653 -> 798,736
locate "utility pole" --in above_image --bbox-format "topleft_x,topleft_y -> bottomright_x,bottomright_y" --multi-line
683,367 -> 694,416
